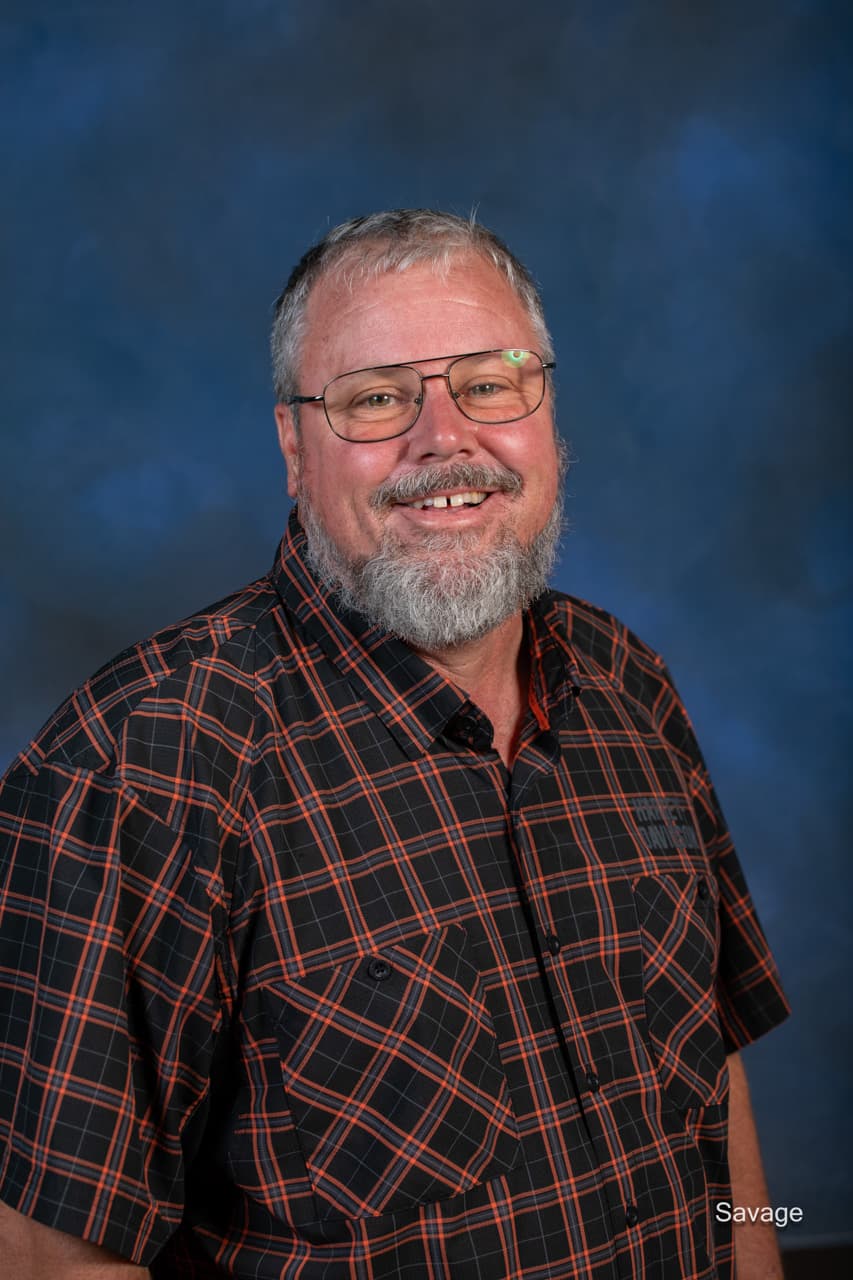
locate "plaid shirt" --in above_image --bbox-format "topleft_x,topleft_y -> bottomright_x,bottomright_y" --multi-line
0,510 -> 788,1279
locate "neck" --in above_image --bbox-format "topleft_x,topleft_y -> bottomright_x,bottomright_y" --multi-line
413,612 -> 529,767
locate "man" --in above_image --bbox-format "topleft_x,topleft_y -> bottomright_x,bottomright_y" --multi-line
0,210 -> 788,1278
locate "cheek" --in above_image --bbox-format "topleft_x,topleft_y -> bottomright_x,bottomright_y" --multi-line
299,443 -> 395,539
496,427 -> 559,494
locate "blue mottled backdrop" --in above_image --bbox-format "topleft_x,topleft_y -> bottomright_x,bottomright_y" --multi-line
2,0 -> 850,1248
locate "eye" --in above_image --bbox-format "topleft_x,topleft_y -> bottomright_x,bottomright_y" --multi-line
461,379 -> 512,398
347,386 -> 410,414
358,391 -> 397,409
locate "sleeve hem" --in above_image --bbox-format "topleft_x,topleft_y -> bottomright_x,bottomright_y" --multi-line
0,1163 -> 173,1265
720,991 -> 791,1055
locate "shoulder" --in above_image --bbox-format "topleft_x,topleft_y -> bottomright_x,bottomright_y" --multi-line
13,572 -> 288,780
536,590 -> 695,747
538,589 -> 668,687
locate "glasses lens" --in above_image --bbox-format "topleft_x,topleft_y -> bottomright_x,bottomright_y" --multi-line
324,365 -> 422,441
449,350 -> 545,423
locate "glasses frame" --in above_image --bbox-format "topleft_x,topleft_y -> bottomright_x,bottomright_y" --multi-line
284,348 -> 557,443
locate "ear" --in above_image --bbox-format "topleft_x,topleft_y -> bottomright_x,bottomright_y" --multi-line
274,403 -> 301,499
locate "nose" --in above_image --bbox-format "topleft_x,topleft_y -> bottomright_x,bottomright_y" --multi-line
405,372 -> 479,461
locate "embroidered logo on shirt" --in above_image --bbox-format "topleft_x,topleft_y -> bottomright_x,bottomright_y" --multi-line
628,798 -> 702,852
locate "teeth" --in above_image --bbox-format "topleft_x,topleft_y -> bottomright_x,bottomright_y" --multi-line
405,491 -> 489,510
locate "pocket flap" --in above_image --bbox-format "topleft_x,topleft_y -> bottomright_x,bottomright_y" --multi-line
262,924 -> 520,1222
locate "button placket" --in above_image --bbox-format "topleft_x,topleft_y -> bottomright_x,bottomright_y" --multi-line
506,776 -> 647,1253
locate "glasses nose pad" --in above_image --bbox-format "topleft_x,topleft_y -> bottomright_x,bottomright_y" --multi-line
419,371 -> 460,407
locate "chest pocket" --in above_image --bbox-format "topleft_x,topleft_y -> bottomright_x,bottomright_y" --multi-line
260,923 -> 519,1224
633,871 -> 728,1112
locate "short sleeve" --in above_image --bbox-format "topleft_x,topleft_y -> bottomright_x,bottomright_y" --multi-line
0,755 -> 222,1264
696,770 -> 791,1052
649,656 -> 791,1052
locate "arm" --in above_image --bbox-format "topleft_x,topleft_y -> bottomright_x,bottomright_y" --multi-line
0,1200 -> 150,1279
727,1051 -> 784,1279
0,761 -> 224,1271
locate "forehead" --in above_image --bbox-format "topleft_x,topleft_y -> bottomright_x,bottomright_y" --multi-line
300,254 -> 537,381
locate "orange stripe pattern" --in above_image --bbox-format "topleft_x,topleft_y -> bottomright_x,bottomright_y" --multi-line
0,511 -> 789,1278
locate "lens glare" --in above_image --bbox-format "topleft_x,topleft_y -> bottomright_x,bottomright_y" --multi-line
449,351 -> 544,423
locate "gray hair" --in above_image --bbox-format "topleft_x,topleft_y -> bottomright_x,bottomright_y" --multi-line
271,209 -> 554,405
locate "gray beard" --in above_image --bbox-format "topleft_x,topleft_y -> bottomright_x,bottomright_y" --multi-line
298,467 -> 564,650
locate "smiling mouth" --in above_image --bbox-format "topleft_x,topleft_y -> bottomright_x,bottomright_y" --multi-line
400,490 -> 490,511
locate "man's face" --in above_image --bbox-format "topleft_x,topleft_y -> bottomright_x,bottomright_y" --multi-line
274,254 -> 563,646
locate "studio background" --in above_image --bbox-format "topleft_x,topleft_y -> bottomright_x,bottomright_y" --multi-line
2,0 -> 850,1254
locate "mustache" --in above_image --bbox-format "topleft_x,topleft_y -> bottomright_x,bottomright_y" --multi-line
370,462 -> 523,509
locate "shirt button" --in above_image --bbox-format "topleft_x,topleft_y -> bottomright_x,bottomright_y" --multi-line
545,933 -> 561,955
366,957 -> 392,982
697,877 -> 710,901
585,1069 -> 600,1093
625,1204 -> 640,1228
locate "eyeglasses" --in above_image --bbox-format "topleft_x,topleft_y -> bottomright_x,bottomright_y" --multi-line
284,348 -> 556,443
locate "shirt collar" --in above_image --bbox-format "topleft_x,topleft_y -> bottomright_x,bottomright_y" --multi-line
272,509 -> 467,757
271,508 -> 583,758
526,594 -> 585,730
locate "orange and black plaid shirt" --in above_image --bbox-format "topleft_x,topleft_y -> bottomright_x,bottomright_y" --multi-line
0,511 -> 788,1278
